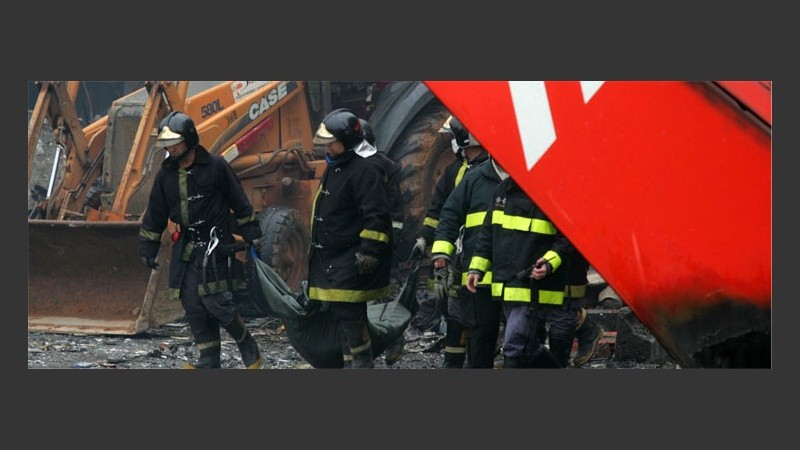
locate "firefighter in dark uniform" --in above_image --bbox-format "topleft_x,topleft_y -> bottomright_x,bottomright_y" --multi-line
308,109 -> 392,369
358,118 -> 407,366
138,111 -> 264,369
466,174 -> 574,368
414,115 -> 490,368
430,154 -> 505,368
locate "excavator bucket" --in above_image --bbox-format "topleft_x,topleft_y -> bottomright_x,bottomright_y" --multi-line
28,219 -> 184,335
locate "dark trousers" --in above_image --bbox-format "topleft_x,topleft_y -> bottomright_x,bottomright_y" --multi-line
180,257 -> 237,326
459,288 -> 502,368
530,301 -> 577,367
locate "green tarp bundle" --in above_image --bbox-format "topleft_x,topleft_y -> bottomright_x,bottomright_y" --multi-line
249,256 -> 420,368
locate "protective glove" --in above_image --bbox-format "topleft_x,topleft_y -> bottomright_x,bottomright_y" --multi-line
432,264 -> 454,304
355,252 -> 379,275
141,256 -> 159,270
413,237 -> 426,254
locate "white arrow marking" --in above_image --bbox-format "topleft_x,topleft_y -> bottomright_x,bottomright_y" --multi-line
509,81 -> 605,170
509,81 -> 555,170
580,81 -> 605,103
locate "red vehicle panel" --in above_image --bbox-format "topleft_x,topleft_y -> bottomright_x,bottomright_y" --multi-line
424,81 -> 771,368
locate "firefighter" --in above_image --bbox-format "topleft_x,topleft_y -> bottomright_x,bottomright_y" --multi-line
308,108 -> 393,369
411,115 -> 490,368
466,171 -> 574,368
430,153 -> 505,368
138,111 -> 264,369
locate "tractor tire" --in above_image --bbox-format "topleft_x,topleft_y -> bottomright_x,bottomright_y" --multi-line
387,101 -> 455,266
238,206 -> 309,317
256,205 -> 309,293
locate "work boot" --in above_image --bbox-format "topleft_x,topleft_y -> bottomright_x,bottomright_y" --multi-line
442,328 -> 467,368
572,315 -> 604,367
341,319 -> 374,369
443,349 -> 467,368
224,315 -> 263,369
183,341 -> 222,369
384,334 -> 405,366
184,314 -> 222,369
529,346 -> 562,368
547,331 -> 575,368
502,354 -> 526,369
350,341 -> 375,369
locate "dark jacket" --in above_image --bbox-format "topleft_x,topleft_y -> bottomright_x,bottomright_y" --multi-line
469,178 -> 573,305
308,149 -> 392,302
419,152 -> 489,243
138,145 -> 261,299
431,159 -> 502,287
364,151 -> 404,235
564,249 -> 590,299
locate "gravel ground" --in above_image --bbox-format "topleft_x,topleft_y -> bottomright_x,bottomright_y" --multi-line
26,299 -> 677,370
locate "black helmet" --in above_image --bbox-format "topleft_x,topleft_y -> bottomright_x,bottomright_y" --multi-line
448,116 -> 479,149
313,108 -> 363,150
156,111 -> 199,149
359,118 -> 375,146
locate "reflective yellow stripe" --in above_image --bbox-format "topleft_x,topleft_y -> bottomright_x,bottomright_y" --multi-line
495,286 -> 563,305
454,160 -> 468,186
350,341 -> 372,354
431,240 -> 455,255
565,284 -> 587,298
310,184 -> 322,238
392,221 -> 404,230
507,215 -> 532,231
359,229 -> 390,243
237,212 -> 257,226
169,287 -> 182,301
542,250 -> 562,271
179,168 -> 189,225
531,219 -> 557,235
465,211 -> 486,228
491,282 -> 504,297
139,229 -> 161,242
444,346 -> 467,354
470,256 -> 491,272
538,289 -> 565,305
423,218 -> 439,228
491,211 -> 556,235
503,286 -> 531,302
308,285 -> 391,302
462,271 -> 492,285
182,241 -> 195,261
196,340 -> 220,350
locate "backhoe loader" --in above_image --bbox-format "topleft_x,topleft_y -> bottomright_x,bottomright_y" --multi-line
28,80 -> 454,335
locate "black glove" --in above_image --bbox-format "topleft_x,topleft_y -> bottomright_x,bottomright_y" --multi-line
419,225 -> 435,245
141,256 -> 159,270
355,252 -> 379,275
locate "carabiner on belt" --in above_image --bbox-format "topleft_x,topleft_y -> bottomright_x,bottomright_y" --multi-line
206,226 -> 219,257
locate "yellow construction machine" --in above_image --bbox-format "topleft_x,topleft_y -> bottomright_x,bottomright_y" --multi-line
28,81 -> 455,335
